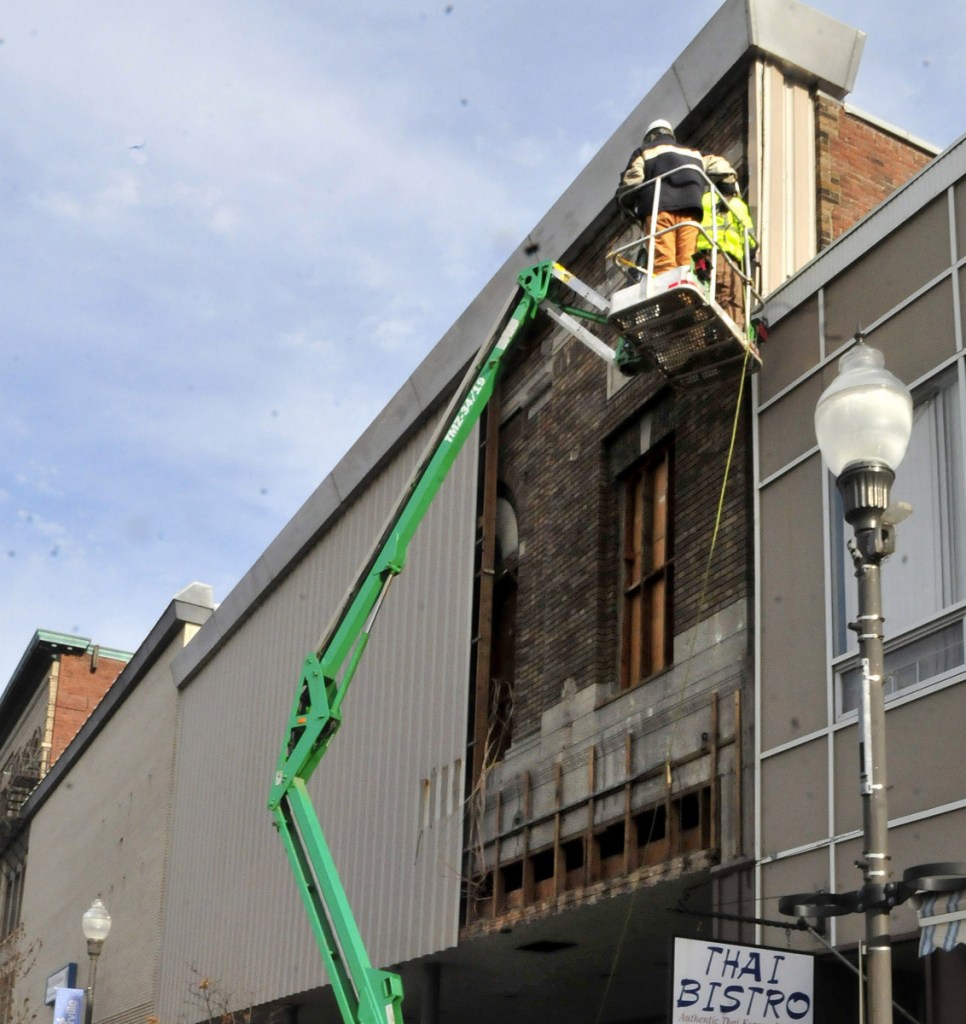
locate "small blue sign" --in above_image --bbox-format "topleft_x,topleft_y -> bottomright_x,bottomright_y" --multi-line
52,987 -> 85,1024
45,965 -> 78,1006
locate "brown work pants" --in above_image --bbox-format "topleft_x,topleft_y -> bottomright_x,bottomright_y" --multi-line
713,255 -> 745,328
644,209 -> 701,274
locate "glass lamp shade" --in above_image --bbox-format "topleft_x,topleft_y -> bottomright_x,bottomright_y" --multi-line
814,342 -> 913,477
82,898 -> 112,942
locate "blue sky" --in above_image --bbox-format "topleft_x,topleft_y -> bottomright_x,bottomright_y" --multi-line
2,0 -> 964,688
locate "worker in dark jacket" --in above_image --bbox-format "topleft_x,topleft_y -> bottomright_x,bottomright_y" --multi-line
617,118 -> 707,274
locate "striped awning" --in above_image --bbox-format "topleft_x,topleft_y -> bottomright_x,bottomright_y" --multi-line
918,891 -> 966,955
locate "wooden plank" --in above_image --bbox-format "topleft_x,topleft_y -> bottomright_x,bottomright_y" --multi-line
492,789 -> 503,919
553,762 -> 562,898
710,691 -> 719,854
623,734 -> 633,874
470,395 -> 502,785
522,771 -> 533,903
734,689 -> 743,857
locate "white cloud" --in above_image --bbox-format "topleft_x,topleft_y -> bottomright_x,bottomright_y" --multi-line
96,171 -> 143,211
34,191 -> 85,220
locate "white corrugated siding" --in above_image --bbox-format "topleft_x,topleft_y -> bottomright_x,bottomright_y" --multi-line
157,420 -> 476,1019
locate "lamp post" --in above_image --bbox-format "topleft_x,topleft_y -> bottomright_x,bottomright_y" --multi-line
814,339 -> 913,1024
81,897 -> 111,1024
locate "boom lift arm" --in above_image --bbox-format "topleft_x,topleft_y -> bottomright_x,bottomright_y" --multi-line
267,261 -> 621,1024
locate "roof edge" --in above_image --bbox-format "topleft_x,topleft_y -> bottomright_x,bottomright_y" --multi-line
747,0 -> 865,98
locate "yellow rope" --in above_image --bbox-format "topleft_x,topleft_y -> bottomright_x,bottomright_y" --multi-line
704,346 -> 751,593
661,341 -> 751,787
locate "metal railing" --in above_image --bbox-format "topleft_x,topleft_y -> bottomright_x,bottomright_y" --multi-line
610,167 -> 761,334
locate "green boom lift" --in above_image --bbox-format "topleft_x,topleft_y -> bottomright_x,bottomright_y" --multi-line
268,247 -> 760,1024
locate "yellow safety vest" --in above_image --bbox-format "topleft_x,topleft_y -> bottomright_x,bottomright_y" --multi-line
696,192 -> 755,262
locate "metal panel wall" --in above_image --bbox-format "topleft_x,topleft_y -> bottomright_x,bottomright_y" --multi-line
157,420 -> 476,1019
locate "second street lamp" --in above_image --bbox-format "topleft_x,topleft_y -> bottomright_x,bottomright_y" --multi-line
814,339 -> 913,1024
81,897 -> 112,1024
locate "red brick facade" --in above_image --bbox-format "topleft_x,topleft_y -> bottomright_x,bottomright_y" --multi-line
816,95 -> 936,249
49,650 -> 127,766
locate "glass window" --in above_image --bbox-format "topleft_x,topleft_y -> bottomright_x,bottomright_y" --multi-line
834,368 -> 966,713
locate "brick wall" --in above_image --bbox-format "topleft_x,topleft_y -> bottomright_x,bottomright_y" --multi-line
690,78 -> 749,180
50,650 -> 127,765
497,351 -> 752,740
817,96 -> 936,249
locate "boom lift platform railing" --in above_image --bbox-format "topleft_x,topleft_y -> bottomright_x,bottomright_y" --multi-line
269,238 -> 766,1024
608,168 -> 764,389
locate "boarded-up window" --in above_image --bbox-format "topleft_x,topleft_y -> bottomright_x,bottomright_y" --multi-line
620,444 -> 673,686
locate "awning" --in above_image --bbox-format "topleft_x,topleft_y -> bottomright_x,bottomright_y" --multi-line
918,890 -> 966,955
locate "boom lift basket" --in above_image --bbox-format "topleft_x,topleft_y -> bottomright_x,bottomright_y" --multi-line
608,269 -> 760,389
610,168 -> 763,388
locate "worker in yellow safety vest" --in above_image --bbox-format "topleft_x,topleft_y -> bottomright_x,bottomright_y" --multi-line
695,155 -> 757,329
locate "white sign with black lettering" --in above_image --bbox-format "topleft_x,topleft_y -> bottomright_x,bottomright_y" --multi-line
671,937 -> 814,1024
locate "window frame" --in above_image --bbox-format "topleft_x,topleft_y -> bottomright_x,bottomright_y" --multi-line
831,365 -> 966,718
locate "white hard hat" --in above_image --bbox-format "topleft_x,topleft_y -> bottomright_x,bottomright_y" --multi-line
643,118 -> 674,141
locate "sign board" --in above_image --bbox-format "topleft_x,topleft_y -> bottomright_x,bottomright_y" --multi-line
52,988 -> 85,1024
45,965 -> 78,1006
670,937 -> 814,1024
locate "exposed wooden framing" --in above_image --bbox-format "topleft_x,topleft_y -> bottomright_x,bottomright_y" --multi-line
522,771 -> 533,903
470,692 -> 745,923
471,393 -> 502,787
664,756 -> 674,854
734,688 -> 743,857
587,745 -> 596,879
623,734 -> 633,874
710,691 -> 719,854
492,789 -> 503,919
553,762 -> 563,898
486,734 -> 737,844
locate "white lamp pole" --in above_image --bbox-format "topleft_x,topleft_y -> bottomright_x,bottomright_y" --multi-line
81,897 -> 111,1024
815,339 -> 913,1024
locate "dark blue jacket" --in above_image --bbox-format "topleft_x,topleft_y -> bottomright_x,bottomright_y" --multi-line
618,132 -> 707,218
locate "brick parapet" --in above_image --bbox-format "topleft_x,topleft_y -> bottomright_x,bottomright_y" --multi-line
816,95 -> 936,248
49,650 -> 127,766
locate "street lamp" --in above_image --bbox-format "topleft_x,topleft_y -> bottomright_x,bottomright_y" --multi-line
81,897 -> 111,1024
814,339 -> 912,1024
